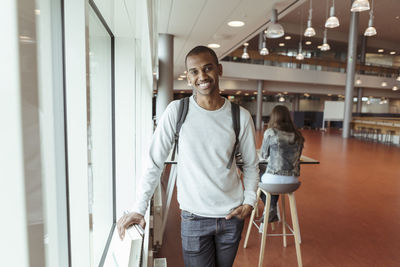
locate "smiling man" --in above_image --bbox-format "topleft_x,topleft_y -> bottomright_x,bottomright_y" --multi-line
117,46 -> 259,267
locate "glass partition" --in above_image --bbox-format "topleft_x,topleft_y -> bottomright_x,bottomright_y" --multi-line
88,4 -> 115,266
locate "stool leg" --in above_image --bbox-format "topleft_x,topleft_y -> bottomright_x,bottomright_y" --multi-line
291,193 -> 301,244
244,188 -> 261,248
259,193 -> 271,267
281,194 -> 287,247
289,193 -> 302,267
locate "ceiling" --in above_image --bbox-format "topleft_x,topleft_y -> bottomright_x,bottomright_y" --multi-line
281,0 -> 400,45
276,0 -> 400,54
157,0 -> 400,77
157,0 -> 304,76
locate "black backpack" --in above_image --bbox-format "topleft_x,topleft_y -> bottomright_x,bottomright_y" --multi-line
170,96 -> 240,169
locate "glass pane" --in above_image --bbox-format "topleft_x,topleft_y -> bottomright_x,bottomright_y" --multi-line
88,7 -> 113,266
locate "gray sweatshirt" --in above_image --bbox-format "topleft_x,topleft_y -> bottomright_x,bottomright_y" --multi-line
132,96 -> 259,217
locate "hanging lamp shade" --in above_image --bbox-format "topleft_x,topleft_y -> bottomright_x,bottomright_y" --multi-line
320,29 -> 330,51
325,6 -> 339,28
266,9 -> 284,38
296,53 -> 305,60
364,26 -> 377,36
296,41 -> 304,60
320,43 -> 330,51
325,16 -> 339,28
364,1 -> 376,36
260,41 -> 269,55
304,20 -> 316,37
351,0 -> 370,12
305,0 -> 316,37
241,49 -> 249,59
242,43 -> 249,59
260,47 -> 269,55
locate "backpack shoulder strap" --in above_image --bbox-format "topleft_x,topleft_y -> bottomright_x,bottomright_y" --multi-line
227,102 -> 240,169
171,97 -> 189,161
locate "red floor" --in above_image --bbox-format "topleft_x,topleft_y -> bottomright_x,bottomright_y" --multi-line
156,129 -> 400,266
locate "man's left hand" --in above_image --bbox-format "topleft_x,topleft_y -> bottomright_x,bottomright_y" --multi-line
225,204 -> 253,220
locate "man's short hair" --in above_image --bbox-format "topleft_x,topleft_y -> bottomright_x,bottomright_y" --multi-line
185,46 -> 219,68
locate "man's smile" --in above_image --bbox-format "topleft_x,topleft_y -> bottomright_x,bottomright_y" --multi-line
197,82 -> 211,89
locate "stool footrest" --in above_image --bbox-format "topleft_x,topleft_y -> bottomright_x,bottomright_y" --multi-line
253,221 -> 295,236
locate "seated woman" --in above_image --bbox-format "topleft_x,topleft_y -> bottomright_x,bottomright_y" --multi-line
260,105 -> 304,222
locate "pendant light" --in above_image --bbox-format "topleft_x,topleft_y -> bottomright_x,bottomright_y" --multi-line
321,3 -> 330,51
320,29 -> 330,51
297,11 -> 304,60
325,0 -> 340,28
364,0 -> 376,36
266,9 -> 284,38
241,43 -> 249,59
296,43 -> 305,60
351,0 -> 370,12
259,32 -> 269,56
260,40 -> 269,56
304,0 -> 316,37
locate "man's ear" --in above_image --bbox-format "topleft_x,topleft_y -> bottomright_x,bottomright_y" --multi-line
218,63 -> 223,76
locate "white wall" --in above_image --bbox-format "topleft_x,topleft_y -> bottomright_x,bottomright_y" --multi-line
175,77 -> 400,101
299,99 -> 325,112
362,102 -> 390,113
222,61 -> 399,90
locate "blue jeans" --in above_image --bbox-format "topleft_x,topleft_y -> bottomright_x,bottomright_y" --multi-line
180,210 -> 244,267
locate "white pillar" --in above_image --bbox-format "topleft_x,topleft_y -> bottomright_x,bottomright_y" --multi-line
156,34 -> 174,122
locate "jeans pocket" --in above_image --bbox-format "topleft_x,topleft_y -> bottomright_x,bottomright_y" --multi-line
181,235 -> 201,252
181,210 -> 196,221
234,216 -> 245,223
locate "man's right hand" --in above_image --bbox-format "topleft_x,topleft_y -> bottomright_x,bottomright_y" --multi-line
117,212 -> 146,240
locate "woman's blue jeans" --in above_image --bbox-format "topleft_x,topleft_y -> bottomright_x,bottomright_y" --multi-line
180,210 -> 244,267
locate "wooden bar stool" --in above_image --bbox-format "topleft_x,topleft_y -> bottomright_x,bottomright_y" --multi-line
375,129 -> 382,142
367,128 -> 376,141
383,130 -> 395,144
244,183 -> 302,267
360,127 -> 368,140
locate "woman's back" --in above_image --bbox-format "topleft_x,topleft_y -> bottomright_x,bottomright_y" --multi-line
261,127 -> 303,177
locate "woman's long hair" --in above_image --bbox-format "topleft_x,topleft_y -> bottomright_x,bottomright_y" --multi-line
268,105 -> 304,144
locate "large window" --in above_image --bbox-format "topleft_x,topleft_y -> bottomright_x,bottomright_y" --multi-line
87,2 -> 115,266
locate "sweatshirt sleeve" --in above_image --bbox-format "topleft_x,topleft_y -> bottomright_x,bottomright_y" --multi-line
238,108 -> 259,207
132,101 -> 178,216
261,129 -> 271,159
